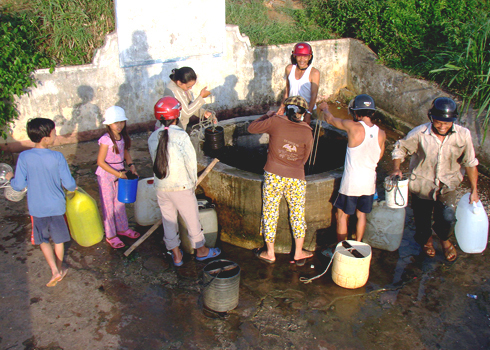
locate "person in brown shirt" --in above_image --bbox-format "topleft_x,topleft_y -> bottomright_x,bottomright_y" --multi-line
391,97 -> 479,262
248,96 -> 314,265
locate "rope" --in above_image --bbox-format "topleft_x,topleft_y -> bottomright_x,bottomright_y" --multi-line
299,247 -> 359,284
307,119 -> 321,175
384,174 -> 413,207
191,111 -> 217,142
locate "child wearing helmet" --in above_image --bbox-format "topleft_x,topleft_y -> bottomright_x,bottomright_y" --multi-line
248,96 -> 314,265
158,67 -> 214,132
148,97 -> 221,266
95,106 -> 140,249
319,95 -> 386,247
277,43 -> 320,124
391,97 -> 479,262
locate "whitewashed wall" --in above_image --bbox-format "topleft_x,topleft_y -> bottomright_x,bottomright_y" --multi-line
7,27 -> 349,149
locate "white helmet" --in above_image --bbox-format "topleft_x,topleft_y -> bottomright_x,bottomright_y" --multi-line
103,106 -> 128,125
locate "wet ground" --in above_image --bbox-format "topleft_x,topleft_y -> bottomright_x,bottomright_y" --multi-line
1,110 -> 490,350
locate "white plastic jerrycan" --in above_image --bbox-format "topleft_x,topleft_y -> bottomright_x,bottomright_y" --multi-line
454,193 -> 488,254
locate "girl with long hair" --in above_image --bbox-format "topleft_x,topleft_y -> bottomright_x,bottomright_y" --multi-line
95,106 -> 140,249
148,97 -> 221,266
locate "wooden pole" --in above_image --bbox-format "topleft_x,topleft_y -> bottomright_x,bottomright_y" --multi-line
124,158 -> 220,256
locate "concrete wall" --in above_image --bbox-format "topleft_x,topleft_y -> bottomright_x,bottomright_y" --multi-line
6,27 -> 349,151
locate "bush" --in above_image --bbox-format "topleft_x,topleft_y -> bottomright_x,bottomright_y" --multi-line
304,0 -> 488,70
0,13 -> 53,138
429,17 -> 490,138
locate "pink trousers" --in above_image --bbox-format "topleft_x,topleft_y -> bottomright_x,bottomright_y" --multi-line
97,174 -> 129,238
156,188 -> 205,251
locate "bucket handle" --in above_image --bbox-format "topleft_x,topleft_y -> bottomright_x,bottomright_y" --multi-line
384,174 -> 414,207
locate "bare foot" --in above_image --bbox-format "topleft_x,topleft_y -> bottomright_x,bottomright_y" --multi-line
46,273 -> 62,287
58,268 -> 68,282
294,250 -> 314,261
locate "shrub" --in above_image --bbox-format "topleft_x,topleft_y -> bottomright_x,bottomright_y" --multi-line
0,13 -> 53,138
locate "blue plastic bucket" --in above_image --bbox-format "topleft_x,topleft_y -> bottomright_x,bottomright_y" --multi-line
117,177 -> 139,203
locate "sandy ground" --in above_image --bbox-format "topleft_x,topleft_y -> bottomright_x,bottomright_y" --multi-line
1,124 -> 490,350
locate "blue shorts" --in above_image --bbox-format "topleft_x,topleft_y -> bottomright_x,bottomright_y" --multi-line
334,193 -> 374,215
30,215 -> 70,245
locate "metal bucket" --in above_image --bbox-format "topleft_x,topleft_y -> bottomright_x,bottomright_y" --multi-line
4,185 -> 27,202
202,259 -> 240,312
204,126 -> 224,151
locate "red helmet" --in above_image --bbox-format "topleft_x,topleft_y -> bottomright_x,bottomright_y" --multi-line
154,96 -> 182,121
292,42 -> 313,56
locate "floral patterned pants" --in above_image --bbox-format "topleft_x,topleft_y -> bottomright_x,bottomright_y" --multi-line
260,171 -> 307,243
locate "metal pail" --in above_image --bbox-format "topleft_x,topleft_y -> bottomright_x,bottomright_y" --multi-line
204,126 -> 224,151
202,259 -> 240,312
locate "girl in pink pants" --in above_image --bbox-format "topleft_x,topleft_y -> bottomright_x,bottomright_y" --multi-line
95,106 -> 140,249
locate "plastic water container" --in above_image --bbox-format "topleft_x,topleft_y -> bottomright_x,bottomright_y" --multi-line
117,176 -> 139,203
66,188 -> 104,247
384,176 -> 409,208
363,200 -> 406,251
134,177 -> 161,226
179,199 -> 218,254
0,163 -> 13,186
331,240 -> 372,289
455,193 -> 488,253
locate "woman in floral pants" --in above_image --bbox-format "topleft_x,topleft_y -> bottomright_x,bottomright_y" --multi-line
248,96 -> 314,265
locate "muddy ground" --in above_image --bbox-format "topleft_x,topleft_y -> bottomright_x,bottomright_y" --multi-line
1,117 -> 490,350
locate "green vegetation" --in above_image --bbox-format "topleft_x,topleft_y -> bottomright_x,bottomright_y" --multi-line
0,13 -> 52,138
226,0 -> 331,45
301,0 -> 490,130
0,0 -> 114,137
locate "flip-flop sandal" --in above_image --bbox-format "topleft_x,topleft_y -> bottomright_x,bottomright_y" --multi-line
170,249 -> 184,267
106,236 -> 125,249
117,229 -> 140,239
253,248 -> 275,264
196,247 -> 221,261
443,243 -> 458,262
423,244 -> 436,258
294,250 -> 314,266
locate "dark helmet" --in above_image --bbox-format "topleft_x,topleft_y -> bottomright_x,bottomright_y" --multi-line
154,96 -> 182,121
348,94 -> 376,117
428,97 -> 458,122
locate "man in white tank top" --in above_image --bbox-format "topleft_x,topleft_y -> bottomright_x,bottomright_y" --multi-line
319,95 -> 386,245
278,43 -> 320,124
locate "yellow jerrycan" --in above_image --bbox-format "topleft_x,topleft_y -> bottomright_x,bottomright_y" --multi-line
66,188 -> 104,247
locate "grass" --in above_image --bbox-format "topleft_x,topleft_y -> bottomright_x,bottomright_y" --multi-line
1,0 -> 115,66
429,17 -> 490,139
226,0 -> 331,46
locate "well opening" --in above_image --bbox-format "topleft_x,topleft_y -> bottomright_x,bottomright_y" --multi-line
191,116 -> 347,253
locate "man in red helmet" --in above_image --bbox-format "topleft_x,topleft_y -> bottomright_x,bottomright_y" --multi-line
277,43 -> 320,124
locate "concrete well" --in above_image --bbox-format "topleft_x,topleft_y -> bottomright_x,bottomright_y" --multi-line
191,117 -> 346,254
